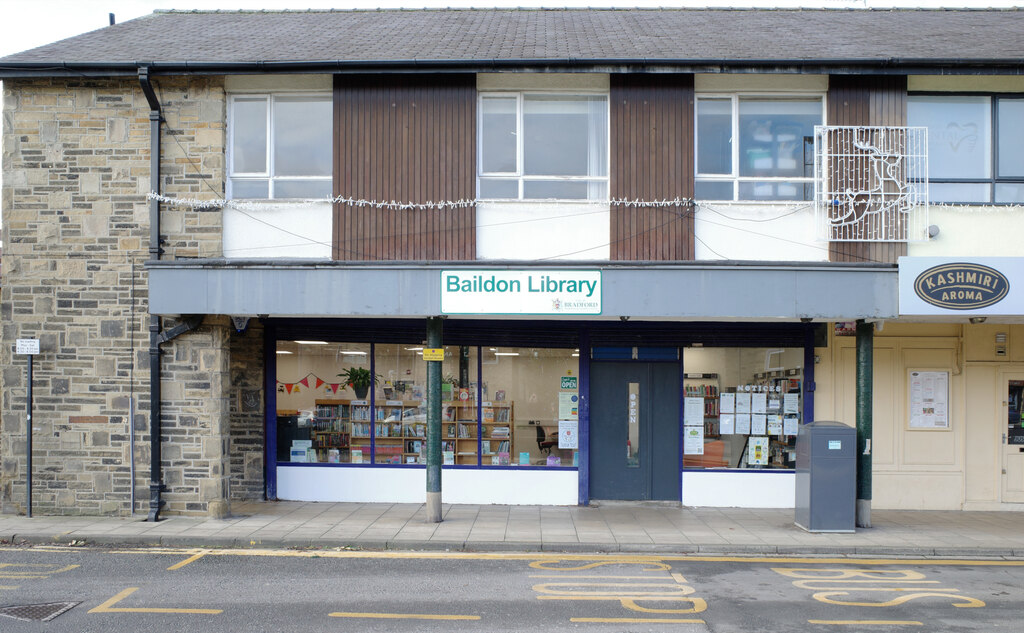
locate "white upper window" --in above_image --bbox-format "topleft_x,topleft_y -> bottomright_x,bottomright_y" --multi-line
478,93 -> 608,201
908,94 -> 1024,204
228,93 -> 332,199
695,95 -> 823,201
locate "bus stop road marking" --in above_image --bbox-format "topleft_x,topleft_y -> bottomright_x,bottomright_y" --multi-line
329,612 -> 481,620
808,620 -> 923,626
88,588 -> 223,615
571,617 -> 705,624
167,551 -> 207,571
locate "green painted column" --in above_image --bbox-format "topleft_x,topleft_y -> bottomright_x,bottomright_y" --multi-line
425,316 -> 443,523
855,319 -> 873,528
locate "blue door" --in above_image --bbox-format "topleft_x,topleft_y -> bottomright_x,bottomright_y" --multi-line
589,361 -> 680,500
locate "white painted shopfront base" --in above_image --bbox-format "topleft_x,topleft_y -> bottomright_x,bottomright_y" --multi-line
277,466 -> 579,505
682,471 -> 795,508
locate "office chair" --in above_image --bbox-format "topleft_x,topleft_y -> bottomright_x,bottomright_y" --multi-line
535,424 -> 557,454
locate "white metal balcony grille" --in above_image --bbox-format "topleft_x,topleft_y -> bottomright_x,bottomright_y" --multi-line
814,126 -> 928,242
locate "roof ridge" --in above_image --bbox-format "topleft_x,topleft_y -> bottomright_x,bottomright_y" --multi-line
150,6 -> 1024,14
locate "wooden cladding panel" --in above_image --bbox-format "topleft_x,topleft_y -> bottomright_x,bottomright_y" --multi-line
333,74 -> 476,261
827,75 -> 908,264
610,74 -> 695,261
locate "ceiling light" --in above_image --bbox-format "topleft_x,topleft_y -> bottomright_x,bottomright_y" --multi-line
571,353 -> 579,357
494,352 -> 520,356
276,350 -> 293,355
404,347 -> 424,351
294,340 -> 328,345
341,351 -> 367,355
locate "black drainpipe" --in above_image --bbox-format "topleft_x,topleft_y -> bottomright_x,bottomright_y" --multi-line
139,66 -> 165,521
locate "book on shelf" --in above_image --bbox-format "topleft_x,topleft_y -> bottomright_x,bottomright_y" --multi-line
351,449 -> 363,464
498,451 -> 510,465
483,408 -> 495,423
491,426 -> 510,438
481,440 -> 491,454
519,451 -> 530,465
443,451 -> 454,465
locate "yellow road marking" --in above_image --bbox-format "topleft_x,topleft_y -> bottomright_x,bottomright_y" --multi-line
530,574 -> 667,579
329,611 -> 480,620
808,620 -> 923,626
8,545 -> 1024,566
571,617 -> 705,624
167,551 -> 207,571
88,587 -> 223,615
0,585 -> 19,590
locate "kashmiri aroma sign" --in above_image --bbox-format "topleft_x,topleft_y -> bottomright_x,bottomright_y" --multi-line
441,270 -> 602,315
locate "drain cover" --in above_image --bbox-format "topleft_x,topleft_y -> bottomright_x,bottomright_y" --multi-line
0,601 -> 80,622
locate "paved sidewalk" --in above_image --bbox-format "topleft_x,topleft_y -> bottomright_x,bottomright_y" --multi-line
2,501 -> 1023,557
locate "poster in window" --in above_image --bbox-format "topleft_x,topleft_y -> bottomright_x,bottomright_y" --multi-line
684,425 -> 704,455
720,392 -> 735,414
558,419 -> 578,449
909,370 -> 949,429
684,397 -> 705,426
736,392 -> 752,414
719,413 -> 736,435
748,436 -> 769,466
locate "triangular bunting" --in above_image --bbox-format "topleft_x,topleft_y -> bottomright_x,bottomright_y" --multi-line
299,376 -> 310,387
285,384 -> 294,394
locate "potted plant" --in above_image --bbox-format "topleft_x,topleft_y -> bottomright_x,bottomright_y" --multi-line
338,367 -> 379,400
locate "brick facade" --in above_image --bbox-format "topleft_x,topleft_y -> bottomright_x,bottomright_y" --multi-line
1,76 -> 237,516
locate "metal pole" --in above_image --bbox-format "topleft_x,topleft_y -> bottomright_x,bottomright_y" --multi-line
425,317 -> 443,523
855,319 -> 873,528
26,355 -> 33,518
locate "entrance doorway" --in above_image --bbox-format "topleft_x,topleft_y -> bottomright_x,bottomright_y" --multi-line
1003,374 -> 1024,503
590,361 -> 680,500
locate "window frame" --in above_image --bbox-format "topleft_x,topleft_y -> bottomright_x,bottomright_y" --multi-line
908,92 -> 1024,205
476,90 -> 611,202
227,92 -> 333,200
694,93 -> 826,202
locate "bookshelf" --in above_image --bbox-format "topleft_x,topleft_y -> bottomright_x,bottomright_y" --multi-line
311,398 -> 514,465
684,373 -> 720,438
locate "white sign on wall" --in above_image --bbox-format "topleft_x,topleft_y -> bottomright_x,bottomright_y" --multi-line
441,270 -> 601,315
899,257 -> 1021,316
909,370 -> 949,430
16,339 -> 40,355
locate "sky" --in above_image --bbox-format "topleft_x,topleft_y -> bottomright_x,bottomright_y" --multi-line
0,0 -> 1019,58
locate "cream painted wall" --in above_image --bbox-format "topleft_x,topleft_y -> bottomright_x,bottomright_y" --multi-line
695,74 -> 827,93
817,323 -> 1024,509
695,203 -> 828,262
476,202 -> 610,260
908,207 -> 1024,257
223,202 -> 332,259
908,76 -> 1024,93
827,328 -> 965,510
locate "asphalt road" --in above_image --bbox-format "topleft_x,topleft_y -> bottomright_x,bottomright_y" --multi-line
1,545 -> 1022,632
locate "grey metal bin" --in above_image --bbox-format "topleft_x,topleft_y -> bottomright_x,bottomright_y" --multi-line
795,420 -> 856,533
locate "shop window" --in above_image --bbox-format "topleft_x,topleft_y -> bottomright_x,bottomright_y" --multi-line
682,347 -> 804,470
478,93 -> 608,201
275,340 -> 578,468
228,93 -> 332,199
695,95 -> 821,201
907,95 -> 1024,203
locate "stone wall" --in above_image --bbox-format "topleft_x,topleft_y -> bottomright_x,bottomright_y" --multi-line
1,76 -> 229,516
229,321 -> 265,501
